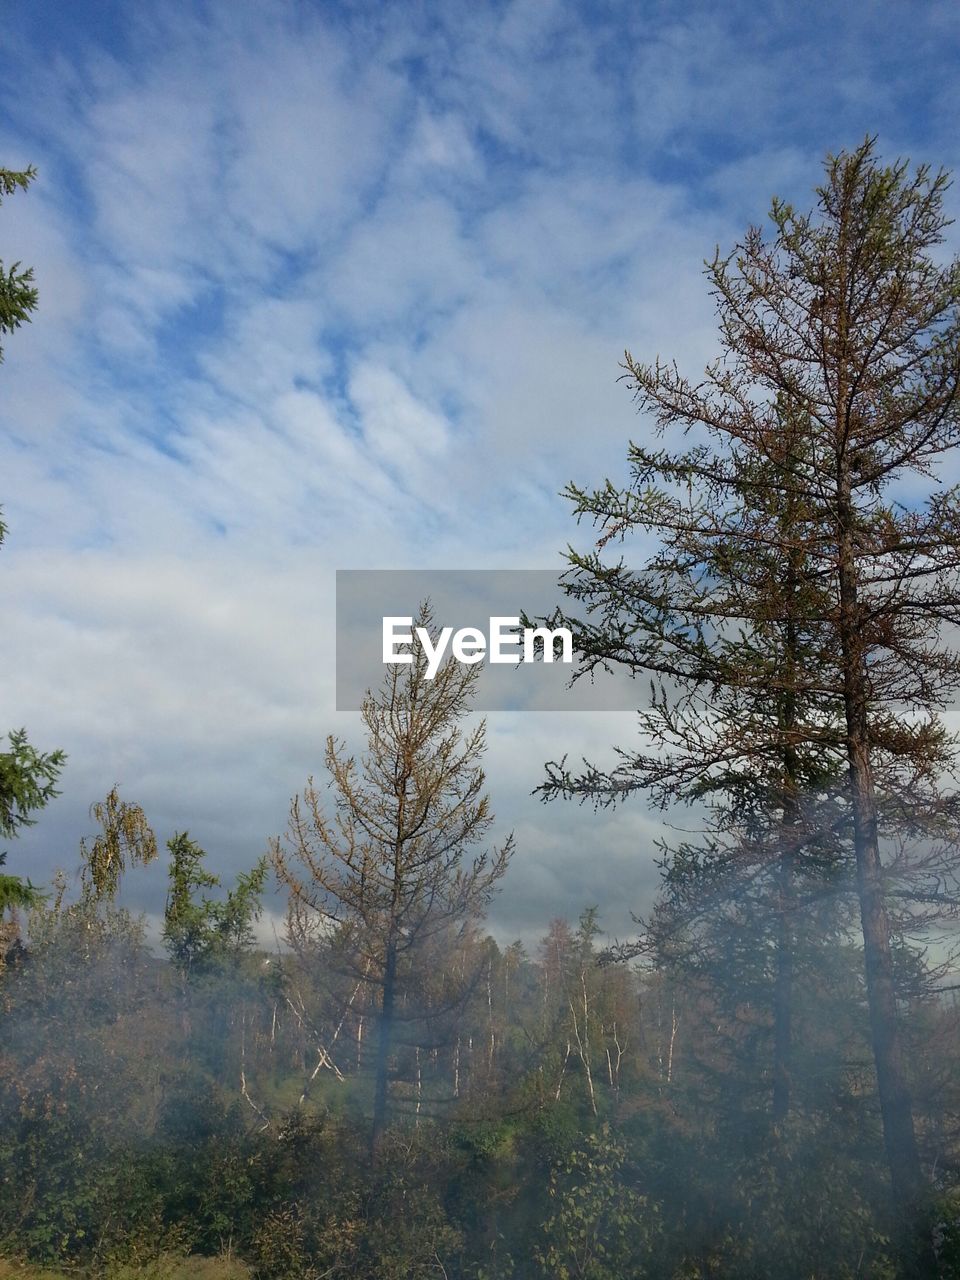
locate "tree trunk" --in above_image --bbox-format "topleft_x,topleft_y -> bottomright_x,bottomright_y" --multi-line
666,1002 -> 679,1084
772,432 -> 803,1125
487,957 -> 496,1069
773,674 -> 799,1123
837,474 -> 923,1206
370,934 -> 397,1159
772,844 -> 794,1124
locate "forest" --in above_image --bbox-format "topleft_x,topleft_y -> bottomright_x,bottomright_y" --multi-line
4,137 -> 960,1280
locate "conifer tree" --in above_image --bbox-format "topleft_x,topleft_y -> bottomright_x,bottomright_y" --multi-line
272,604 -> 513,1155
0,165 -> 38,358
542,141 -> 960,1232
0,165 -> 65,920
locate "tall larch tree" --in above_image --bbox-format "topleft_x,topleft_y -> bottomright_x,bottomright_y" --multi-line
541,141 -> 960,1250
272,604 -> 514,1156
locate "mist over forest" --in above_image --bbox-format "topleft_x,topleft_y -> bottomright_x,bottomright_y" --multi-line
5,4 -> 960,1279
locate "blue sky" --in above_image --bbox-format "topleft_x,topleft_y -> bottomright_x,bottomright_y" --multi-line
2,0 -> 960,943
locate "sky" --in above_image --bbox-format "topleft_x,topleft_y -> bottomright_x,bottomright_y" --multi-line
2,0 -> 960,948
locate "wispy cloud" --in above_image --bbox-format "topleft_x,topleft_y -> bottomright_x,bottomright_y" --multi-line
2,0 -> 959,941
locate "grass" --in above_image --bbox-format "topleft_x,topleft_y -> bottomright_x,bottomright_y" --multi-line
0,1256 -> 251,1280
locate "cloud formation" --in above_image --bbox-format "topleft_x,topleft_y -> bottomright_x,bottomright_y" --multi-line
2,0 -> 959,944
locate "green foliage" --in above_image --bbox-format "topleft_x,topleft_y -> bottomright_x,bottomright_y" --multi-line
0,732 -> 61,921
931,1192 -> 960,1275
80,786 -> 158,902
0,855 -> 46,914
250,1205 -> 324,1280
0,735 -> 952,1280
0,889 -> 955,1280
163,834 -> 268,976
0,730 -> 64,915
0,166 -> 38,360
0,169 -> 66,912
535,1125 -> 658,1280
0,730 -> 64,845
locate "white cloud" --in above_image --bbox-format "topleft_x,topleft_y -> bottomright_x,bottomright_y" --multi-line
3,0 -> 958,935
